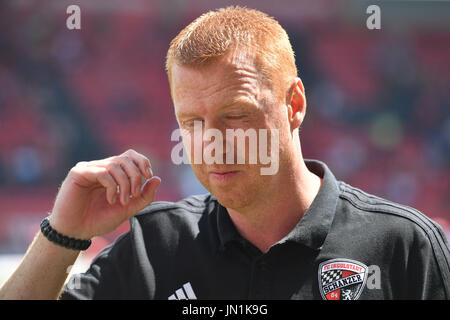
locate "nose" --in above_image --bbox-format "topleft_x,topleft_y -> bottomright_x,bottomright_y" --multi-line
202,121 -> 231,165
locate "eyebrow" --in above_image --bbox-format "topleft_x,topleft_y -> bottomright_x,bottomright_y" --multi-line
175,96 -> 258,120
220,96 -> 259,111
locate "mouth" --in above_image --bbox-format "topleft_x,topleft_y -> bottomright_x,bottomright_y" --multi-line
209,170 -> 239,182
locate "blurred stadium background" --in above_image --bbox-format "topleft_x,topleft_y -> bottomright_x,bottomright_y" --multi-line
0,0 -> 449,285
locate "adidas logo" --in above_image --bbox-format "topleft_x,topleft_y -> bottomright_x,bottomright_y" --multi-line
168,282 -> 197,300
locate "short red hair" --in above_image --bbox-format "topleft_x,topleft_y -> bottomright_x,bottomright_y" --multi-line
166,6 -> 298,100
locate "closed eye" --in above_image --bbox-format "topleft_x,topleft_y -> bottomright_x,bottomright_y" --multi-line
226,114 -> 247,120
180,119 -> 203,129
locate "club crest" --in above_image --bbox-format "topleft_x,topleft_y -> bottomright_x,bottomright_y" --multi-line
318,258 -> 368,300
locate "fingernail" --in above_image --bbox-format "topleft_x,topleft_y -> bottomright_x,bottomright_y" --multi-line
146,167 -> 152,176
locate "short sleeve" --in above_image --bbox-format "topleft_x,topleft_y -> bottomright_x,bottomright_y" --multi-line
406,221 -> 450,299
59,233 -> 131,300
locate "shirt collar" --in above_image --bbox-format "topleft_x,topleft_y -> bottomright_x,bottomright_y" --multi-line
215,159 -> 339,252
216,200 -> 242,251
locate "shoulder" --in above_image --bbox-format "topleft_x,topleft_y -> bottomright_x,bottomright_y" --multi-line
129,193 -> 216,240
336,181 -> 450,279
337,181 -> 447,244
134,193 -> 214,221
328,180 -> 450,299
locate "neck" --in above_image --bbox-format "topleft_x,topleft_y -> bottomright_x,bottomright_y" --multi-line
226,158 -> 322,253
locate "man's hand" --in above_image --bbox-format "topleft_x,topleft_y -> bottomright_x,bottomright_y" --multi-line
49,149 -> 161,240
0,149 -> 161,300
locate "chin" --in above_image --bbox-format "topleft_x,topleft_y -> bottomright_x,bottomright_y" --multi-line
195,171 -> 256,209
209,187 -> 252,211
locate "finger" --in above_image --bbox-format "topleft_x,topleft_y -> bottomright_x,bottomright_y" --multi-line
69,163 -> 118,204
123,149 -> 153,178
95,168 -> 118,205
137,176 -> 161,208
105,161 -> 131,206
116,155 -> 143,198
120,177 -> 161,221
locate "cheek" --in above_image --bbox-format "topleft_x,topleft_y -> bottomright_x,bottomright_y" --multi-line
189,164 -> 210,189
259,111 -> 291,168
267,105 -> 292,135
181,130 -> 201,162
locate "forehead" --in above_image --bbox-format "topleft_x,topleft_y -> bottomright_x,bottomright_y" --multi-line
170,49 -> 272,111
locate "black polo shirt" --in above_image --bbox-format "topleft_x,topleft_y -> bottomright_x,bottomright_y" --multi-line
60,160 -> 450,300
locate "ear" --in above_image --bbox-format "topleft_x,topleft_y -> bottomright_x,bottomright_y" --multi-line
286,77 -> 306,130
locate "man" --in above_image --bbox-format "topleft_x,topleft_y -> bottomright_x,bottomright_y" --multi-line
0,6 -> 448,300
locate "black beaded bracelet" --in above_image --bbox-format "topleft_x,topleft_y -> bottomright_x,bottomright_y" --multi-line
40,217 -> 91,251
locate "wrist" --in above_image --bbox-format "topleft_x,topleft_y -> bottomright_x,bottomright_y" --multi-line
48,213 -> 92,240
40,217 -> 91,251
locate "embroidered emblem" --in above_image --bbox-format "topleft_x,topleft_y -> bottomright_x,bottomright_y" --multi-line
318,258 -> 368,300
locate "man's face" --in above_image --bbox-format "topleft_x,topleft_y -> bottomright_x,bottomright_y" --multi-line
171,49 -> 292,210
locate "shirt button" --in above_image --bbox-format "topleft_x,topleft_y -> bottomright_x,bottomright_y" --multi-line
258,261 -> 268,272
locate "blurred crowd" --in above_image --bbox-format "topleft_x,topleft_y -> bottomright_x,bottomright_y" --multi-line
0,1 -> 448,254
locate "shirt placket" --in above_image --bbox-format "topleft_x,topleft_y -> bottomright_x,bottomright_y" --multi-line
248,255 -> 271,299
